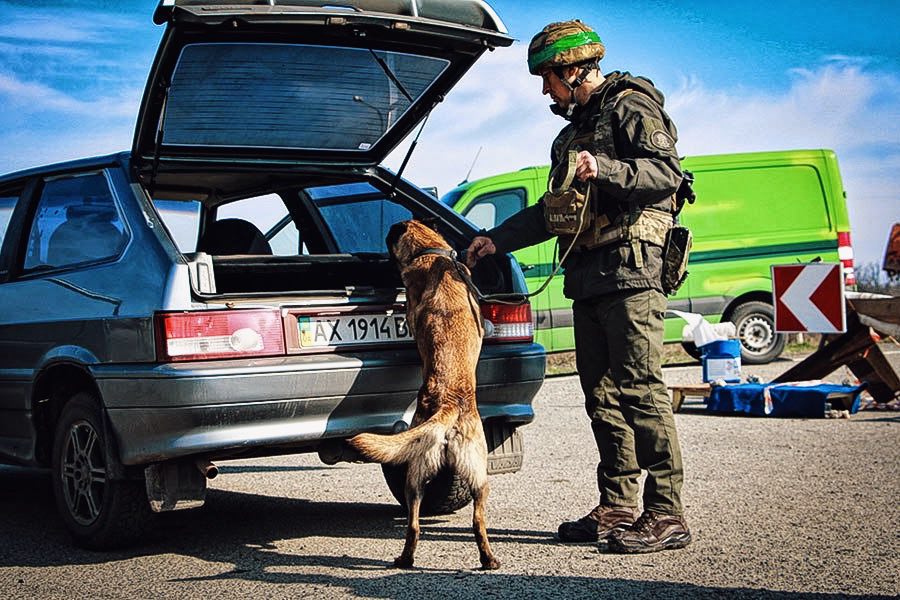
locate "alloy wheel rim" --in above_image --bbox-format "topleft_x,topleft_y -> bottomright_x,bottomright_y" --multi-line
61,420 -> 106,526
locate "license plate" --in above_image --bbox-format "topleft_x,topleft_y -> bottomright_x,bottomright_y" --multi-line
297,312 -> 412,348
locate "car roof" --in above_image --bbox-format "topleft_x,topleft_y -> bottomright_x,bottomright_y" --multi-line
0,152 -> 131,187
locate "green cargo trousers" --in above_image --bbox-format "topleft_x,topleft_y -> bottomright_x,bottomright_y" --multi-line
573,288 -> 684,515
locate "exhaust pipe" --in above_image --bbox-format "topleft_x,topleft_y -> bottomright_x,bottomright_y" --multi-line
195,459 -> 218,480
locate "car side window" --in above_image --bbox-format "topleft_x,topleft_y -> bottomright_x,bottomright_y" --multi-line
308,183 -> 412,254
22,173 -> 126,273
462,189 -> 526,230
153,199 -> 201,253
211,194 -> 293,255
0,189 -> 21,250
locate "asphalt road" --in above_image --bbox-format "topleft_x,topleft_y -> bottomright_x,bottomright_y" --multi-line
1,353 -> 898,599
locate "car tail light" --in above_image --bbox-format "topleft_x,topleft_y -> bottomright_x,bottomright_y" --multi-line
837,231 -> 856,287
481,302 -> 533,343
155,309 -> 286,362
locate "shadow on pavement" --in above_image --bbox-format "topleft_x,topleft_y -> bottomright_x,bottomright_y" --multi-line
1,465 -> 894,599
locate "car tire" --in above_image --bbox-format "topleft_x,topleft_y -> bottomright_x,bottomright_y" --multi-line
728,300 -> 786,365
51,392 -> 152,550
680,341 -> 702,361
381,464 -> 472,515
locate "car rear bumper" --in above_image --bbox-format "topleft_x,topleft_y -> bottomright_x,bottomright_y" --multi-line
95,344 -> 545,465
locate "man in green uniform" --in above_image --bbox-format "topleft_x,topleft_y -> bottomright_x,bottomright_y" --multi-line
466,20 -> 691,553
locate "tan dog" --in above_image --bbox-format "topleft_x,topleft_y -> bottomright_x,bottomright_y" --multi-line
348,219 -> 499,570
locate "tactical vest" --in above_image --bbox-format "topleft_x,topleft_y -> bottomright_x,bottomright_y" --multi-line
543,89 -> 675,267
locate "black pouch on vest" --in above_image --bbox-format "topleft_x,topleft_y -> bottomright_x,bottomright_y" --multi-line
661,225 -> 692,295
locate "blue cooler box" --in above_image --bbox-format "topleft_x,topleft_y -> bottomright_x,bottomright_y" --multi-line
700,339 -> 741,383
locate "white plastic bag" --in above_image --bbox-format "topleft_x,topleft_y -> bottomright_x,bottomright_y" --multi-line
668,309 -> 735,348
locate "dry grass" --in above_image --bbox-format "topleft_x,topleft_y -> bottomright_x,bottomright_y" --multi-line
546,343 -> 698,376
545,333 -> 825,377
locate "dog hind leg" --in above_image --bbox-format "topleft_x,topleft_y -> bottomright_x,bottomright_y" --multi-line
394,485 -> 420,568
472,479 -> 500,570
394,462 -> 431,568
454,428 -> 501,571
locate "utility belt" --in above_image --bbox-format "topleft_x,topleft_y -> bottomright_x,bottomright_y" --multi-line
561,207 -> 672,254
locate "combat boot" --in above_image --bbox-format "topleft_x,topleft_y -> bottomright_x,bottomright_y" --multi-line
557,505 -> 637,543
607,511 -> 692,553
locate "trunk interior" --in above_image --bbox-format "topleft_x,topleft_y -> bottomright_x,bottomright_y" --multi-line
149,169 -> 511,302
208,254 -> 402,295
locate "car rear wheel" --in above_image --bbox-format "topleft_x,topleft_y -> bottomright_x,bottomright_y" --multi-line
382,464 -> 472,515
729,301 -> 786,364
51,392 -> 152,549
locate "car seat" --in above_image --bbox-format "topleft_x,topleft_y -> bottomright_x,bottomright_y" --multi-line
47,205 -> 125,266
197,218 -> 273,255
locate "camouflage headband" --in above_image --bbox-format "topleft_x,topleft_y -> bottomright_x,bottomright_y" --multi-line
528,30 -> 604,74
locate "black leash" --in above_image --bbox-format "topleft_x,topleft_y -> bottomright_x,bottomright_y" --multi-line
409,248 -> 487,329
410,248 -> 529,306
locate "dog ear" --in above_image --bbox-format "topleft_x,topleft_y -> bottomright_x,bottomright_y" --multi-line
385,220 -> 409,263
419,216 -> 440,233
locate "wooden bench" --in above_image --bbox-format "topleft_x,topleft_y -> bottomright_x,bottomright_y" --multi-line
668,383 -> 711,413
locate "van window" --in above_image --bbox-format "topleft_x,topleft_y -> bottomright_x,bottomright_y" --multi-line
683,165 -> 830,240
23,173 -> 126,273
463,189 -> 526,230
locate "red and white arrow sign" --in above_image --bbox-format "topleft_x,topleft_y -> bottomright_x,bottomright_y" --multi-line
772,263 -> 845,333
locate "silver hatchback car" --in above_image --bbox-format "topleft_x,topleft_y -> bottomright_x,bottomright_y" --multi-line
0,0 -> 544,549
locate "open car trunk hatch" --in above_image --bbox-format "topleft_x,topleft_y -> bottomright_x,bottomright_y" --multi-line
133,0 -> 512,180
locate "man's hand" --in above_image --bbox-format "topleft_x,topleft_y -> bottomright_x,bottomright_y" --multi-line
574,150 -> 599,181
466,236 -> 496,268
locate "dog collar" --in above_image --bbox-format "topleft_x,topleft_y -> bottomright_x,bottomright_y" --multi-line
410,248 -> 457,262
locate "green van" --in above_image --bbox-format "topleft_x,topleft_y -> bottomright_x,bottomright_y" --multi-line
443,149 -> 856,363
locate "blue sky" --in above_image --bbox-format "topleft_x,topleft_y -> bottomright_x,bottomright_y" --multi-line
1,0 -> 898,267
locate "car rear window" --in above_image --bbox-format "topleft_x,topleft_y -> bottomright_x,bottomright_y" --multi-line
164,43 -> 449,151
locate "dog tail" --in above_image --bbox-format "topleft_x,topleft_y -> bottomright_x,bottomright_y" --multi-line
348,405 -> 459,466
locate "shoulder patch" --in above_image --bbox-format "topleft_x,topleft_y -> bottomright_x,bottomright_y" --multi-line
651,129 -> 674,150
640,116 -> 675,152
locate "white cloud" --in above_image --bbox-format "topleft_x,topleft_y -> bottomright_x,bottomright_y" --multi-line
391,49 -> 900,266
0,125 -> 133,174
387,45 -> 558,192
0,40 -> 89,59
668,63 -> 900,155
665,59 -> 900,267
0,13 -> 139,44
0,73 -> 140,119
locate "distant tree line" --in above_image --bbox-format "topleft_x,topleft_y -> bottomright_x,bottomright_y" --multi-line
855,262 -> 899,295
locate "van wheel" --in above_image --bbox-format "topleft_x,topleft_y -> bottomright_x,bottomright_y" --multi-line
382,464 -> 472,515
680,342 -> 702,361
51,392 -> 152,549
728,301 -> 786,364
